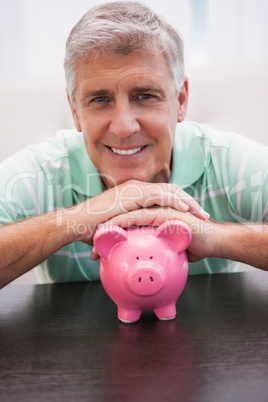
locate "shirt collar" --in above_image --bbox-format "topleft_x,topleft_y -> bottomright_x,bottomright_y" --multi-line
68,132 -> 105,197
170,123 -> 206,189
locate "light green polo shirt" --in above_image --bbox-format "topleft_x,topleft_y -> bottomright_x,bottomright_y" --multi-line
0,122 -> 267,282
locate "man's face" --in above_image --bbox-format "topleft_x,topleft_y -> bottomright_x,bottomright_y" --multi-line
69,49 -> 188,188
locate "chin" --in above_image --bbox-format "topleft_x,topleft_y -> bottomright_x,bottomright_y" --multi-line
104,172 -> 150,188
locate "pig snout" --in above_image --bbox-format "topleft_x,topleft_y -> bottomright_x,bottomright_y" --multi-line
126,262 -> 166,296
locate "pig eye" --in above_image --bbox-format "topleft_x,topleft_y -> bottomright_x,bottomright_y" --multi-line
150,256 -> 153,259
136,257 -> 139,260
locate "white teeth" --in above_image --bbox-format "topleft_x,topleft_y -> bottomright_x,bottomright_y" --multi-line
111,147 -> 143,155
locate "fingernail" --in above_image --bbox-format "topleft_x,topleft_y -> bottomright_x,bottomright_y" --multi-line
90,247 -> 96,258
201,209 -> 210,219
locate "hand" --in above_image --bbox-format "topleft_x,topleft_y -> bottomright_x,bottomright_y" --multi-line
91,206 -> 217,262
68,180 -> 209,245
89,180 -> 209,219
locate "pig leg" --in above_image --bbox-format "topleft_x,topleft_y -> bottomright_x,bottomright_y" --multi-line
118,307 -> 143,323
153,303 -> 177,320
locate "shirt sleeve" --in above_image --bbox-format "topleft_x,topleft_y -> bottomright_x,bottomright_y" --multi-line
227,133 -> 268,223
0,148 -> 48,224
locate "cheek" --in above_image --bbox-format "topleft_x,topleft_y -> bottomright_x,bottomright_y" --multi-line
81,118 -> 103,148
152,116 -> 176,149
153,101 -> 178,131
82,131 -> 98,162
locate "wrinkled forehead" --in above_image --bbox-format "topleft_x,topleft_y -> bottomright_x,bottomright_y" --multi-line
74,49 -> 175,93
76,48 -> 173,85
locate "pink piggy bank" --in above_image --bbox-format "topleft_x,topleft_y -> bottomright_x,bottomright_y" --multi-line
93,220 -> 191,323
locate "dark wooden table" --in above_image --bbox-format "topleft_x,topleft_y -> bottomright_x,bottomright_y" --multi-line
0,271 -> 267,402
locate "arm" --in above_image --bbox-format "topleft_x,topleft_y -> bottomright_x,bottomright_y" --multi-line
0,181 -> 208,288
215,221 -> 268,270
0,212 -> 74,288
100,207 -> 268,270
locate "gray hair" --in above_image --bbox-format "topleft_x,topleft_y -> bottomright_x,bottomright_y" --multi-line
64,1 -> 185,106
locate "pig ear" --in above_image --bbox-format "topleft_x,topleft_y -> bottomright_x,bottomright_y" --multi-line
93,225 -> 128,259
156,220 -> 191,254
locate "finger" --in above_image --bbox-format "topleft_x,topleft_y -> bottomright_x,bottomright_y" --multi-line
174,187 -> 210,220
141,183 -> 209,220
90,246 -> 100,261
127,182 -> 190,213
142,186 -> 190,212
108,207 -> 187,229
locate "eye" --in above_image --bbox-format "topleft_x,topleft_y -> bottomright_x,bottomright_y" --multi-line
136,257 -> 139,260
91,96 -> 109,104
150,256 -> 153,259
137,93 -> 155,100
87,96 -> 111,110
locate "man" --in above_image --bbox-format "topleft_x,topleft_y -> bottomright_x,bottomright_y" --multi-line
0,1 -> 267,288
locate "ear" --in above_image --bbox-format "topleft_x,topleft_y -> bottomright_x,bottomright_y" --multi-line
156,220 -> 191,254
93,225 -> 128,259
177,78 -> 188,122
67,92 -> 82,132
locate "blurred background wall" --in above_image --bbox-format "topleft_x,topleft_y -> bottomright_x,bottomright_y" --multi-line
1,0 -> 268,79
1,0 -> 268,80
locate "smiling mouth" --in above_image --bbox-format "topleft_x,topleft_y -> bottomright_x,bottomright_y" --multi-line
109,146 -> 146,155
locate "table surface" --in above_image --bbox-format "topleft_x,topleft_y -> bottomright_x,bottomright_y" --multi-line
0,271 -> 267,402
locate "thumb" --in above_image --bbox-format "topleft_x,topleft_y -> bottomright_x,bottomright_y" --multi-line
90,246 -> 100,261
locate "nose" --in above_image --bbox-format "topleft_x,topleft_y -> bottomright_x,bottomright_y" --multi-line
109,100 -> 140,139
127,263 -> 166,296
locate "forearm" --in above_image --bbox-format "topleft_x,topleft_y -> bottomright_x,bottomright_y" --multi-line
0,211 -> 77,288
216,222 -> 268,270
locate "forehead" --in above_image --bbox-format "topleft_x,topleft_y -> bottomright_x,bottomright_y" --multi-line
75,50 -> 173,89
